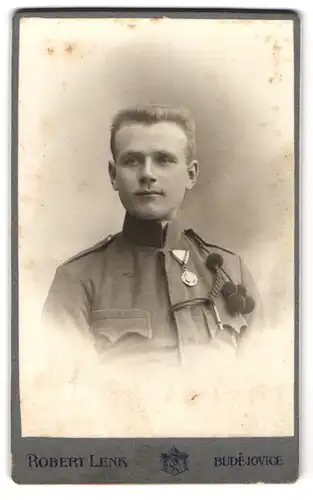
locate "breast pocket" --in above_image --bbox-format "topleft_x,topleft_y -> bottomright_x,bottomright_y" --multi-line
90,309 -> 152,348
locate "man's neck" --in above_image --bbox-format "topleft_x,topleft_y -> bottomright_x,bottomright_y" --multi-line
122,212 -> 182,248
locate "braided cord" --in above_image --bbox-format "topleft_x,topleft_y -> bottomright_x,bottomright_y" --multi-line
207,268 -> 224,303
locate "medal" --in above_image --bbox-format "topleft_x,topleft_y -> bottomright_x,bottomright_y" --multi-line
181,269 -> 198,287
171,249 -> 198,287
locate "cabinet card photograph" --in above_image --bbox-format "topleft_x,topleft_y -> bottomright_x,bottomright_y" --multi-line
12,9 -> 299,484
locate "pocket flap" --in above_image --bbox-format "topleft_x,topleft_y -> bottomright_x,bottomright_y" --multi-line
91,309 -> 152,345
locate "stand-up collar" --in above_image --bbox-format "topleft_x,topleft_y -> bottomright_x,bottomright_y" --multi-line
122,212 -> 183,249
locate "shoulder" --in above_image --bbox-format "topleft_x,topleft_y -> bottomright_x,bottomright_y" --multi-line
56,233 -> 119,275
64,234 -> 118,264
184,228 -> 236,256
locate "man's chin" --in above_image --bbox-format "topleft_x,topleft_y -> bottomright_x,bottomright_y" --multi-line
132,212 -> 165,221
127,208 -> 171,222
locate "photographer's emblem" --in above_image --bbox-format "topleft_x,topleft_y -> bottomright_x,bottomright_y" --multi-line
160,446 -> 189,475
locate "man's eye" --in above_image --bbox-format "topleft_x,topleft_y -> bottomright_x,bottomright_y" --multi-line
125,157 -> 140,166
157,155 -> 175,164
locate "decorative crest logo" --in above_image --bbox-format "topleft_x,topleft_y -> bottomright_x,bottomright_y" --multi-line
160,446 -> 189,476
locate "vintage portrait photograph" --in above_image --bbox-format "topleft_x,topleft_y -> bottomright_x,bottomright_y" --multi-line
15,11 -> 296,445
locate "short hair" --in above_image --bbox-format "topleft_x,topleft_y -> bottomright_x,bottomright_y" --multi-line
110,104 -> 196,162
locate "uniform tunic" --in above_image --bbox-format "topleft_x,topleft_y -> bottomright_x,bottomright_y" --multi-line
42,213 -> 259,362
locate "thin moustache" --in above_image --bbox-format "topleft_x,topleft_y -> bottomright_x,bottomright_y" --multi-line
135,189 -> 164,196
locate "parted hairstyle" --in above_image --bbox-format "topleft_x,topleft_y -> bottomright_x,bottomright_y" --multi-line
110,104 -> 196,163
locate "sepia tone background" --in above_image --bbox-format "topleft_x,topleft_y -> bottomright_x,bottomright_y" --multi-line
18,17 -> 295,437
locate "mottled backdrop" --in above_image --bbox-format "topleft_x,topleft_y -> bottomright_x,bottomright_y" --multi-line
17,17 -> 295,437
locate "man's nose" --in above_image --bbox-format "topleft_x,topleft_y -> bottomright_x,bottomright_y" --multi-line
138,157 -> 157,183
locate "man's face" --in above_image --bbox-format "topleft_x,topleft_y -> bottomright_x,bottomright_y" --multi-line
109,121 -> 199,222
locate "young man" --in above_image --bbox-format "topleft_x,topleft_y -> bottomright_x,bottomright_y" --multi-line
42,104 -> 259,362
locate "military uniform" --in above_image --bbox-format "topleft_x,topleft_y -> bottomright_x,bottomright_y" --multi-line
42,213 -> 259,362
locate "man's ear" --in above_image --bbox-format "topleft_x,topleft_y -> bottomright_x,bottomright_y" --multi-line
186,160 -> 199,191
108,161 -> 118,191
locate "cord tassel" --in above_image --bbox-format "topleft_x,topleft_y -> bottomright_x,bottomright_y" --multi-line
211,302 -> 224,330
